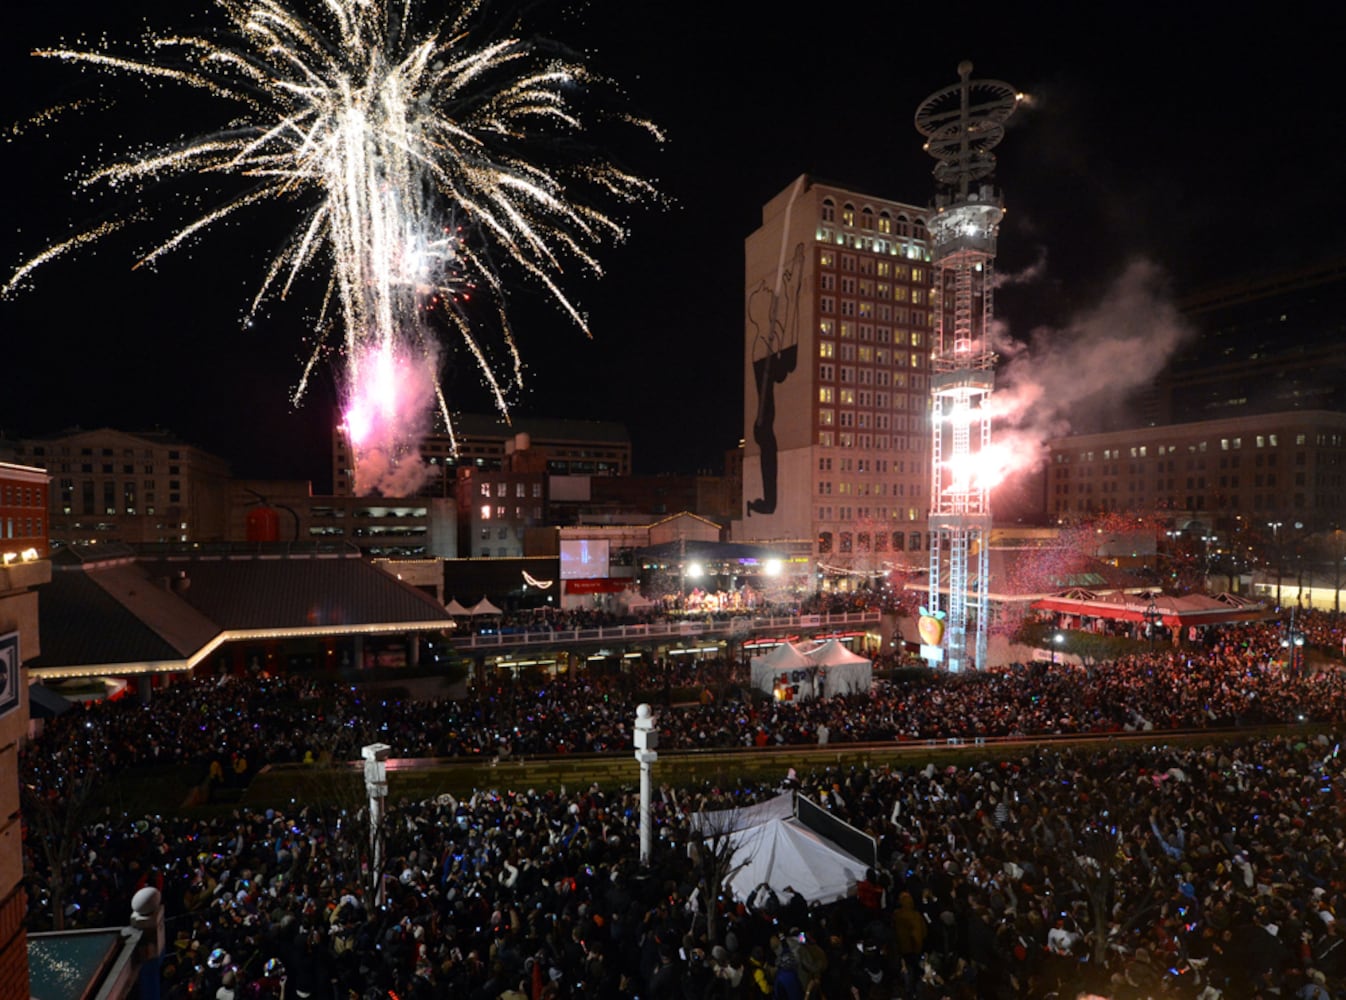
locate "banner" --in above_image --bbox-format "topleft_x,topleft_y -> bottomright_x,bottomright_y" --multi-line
565,578 -> 629,595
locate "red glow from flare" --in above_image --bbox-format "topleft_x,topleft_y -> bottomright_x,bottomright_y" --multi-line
342,342 -> 408,450
942,442 -> 1020,493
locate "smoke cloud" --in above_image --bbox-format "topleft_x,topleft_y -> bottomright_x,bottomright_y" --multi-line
986,258 -> 1194,478
343,340 -> 443,497
992,248 -> 1047,289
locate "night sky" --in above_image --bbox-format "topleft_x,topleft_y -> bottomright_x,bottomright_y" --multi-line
3,2 -> 1344,489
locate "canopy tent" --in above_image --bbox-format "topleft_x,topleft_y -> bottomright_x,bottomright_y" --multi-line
27,683 -> 73,719
750,642 -> 815,701
750,640 -> 872,701
799,639 -> 873,695
445,599 -> 472,616
1030,589 -> 1269,628
468,596 -> 503,616
619,590 -> 657,610
690,793 -> 872,906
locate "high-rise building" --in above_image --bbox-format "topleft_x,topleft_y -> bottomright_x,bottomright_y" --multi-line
737,174 -> 936,577
1152,258 -> 1346,426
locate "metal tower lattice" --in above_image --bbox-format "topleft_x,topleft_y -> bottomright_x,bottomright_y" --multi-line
915,61 -> 1019,672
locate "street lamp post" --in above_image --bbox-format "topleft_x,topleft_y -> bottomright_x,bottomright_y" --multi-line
1282,608 -> 1305,676
1268,521 -> 1284,607
1051,632 -> 1064,665
633,704 -> 659,866
362,743 -> 391,907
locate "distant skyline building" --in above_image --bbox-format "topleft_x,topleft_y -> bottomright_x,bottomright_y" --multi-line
1153,258 -> 1346,427
737,174 -> 936,578
332,414 -> 631,497
915,62 -> 1021,672
1045,409 -> 1346,531
4,428 -> 230,550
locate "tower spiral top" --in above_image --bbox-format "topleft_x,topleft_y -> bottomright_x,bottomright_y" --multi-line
915,61 -> 1021,196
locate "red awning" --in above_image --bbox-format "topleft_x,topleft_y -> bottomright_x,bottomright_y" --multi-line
1030,591 -> 1269,627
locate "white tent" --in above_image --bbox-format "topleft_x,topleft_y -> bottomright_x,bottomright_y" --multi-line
690,793 -> 870,906
750,643 -> 815,700
445,598 -> 472,616
749,640 -> 872,701
469,596 -> 502,616
799,639 -> 872,696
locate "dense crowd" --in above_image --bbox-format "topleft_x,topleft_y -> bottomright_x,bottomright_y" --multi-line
20,613 -> 1346,998
22,618 -> 1346,802
23,731 -> 1346,999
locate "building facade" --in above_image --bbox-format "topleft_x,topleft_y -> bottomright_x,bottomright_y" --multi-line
333,415 -> 631,497
453,438 -> 548,558
737,175 -> 935,576
226,480 -> 458,558
6,429 -> 230,550
1152,258 -> 1346,427
0,462 -> 51,998
1045,410 -> 1346,529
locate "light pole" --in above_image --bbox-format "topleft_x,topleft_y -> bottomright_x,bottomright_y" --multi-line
1051,632 -> 1064,665
1281,608 -> 1305,676
362,743 -> 390,906
1268,521 -> 1284,607
633,704 -> 659,866
1334,528 -> 1344,614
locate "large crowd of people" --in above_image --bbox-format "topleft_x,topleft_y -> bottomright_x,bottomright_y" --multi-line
19,612 -> 1346,998
23,617 -> 1346,801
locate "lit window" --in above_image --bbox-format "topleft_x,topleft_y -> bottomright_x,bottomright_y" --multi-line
481,505 -> 491,520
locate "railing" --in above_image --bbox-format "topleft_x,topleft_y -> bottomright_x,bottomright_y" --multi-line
450,610 -> 881,651
281,722 -> 1324,776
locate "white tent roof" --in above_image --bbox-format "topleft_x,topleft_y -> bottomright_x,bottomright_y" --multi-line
445,598 -> 472,616
804,639 -> 870,666
759,642 -> 812,669
692,794 -> 867,906
469,596 -> 502,616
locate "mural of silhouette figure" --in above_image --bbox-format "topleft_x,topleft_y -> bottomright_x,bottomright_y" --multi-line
746,241 -> 804,516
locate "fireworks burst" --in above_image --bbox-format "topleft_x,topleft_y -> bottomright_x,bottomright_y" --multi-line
6,0 -> 660,494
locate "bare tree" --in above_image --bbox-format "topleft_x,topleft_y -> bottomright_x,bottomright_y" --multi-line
289,759 -> 397,905
688,802 -> 750,945
22,770 -> 101,930
1039,792 -> 1166,965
